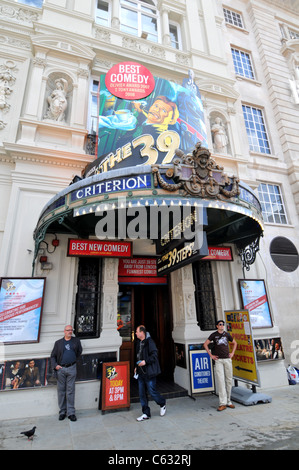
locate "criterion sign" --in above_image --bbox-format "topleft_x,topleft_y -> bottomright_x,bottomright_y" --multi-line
225,310 -> 260,386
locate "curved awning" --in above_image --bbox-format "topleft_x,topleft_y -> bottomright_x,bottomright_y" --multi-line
33,148 -> 264,275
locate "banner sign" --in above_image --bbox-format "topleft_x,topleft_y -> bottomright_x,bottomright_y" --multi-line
238,279 -> 272,328
157,232 -> 208,275
189,349 -> 215,394
225,310 -> 260,386
101,361 -> 130,411
202,246 -> 233,261
70,174 -> 152,201
83,67 -> 207,177
67,239 -> 132,258
118,257 -> 167,285
0,278 -> 46,344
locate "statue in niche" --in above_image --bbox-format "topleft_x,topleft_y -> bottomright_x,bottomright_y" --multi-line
211,116 -> 229,154
45,78 -> 68,122
289,65 -> 299,105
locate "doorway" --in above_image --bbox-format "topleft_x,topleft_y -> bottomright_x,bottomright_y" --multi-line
118,284 -> 175,380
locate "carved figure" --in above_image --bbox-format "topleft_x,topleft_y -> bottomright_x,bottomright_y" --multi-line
45,78 -> 68,122
211,117 -> 229,153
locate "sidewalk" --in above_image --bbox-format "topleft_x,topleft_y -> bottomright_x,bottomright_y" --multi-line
1,385 -> 299,451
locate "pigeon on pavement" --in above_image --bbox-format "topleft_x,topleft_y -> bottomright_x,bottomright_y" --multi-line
20,426 -> 37,440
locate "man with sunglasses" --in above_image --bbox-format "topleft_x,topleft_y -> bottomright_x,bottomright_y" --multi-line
204,320 -> 237,411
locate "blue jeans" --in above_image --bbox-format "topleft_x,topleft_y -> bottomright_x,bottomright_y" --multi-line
138,375 -> 165,417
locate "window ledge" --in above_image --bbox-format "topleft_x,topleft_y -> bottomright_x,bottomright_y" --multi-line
226,23 -> 249,35
235,75 -> 262,86
250,151 -> 278,159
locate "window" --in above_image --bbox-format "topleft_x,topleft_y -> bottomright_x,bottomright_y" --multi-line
289,29 -> 299,39
120,0 -> 159,42
75,258 -> 102,338
270,237 -> 299,272
231,48 -> 255,79
16,0 -> 43,6
193,261 -> 217,330
95,0 -> 110,27
88,79 -> 99,135
223,8 -> 244,29
169,23 -> 181,50
258,183 -> 288,224
242,105 -> 271,154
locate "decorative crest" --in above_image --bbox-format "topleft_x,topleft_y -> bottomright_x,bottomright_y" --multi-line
152,142 -> 240,200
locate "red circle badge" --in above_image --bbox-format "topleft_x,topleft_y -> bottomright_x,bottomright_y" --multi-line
105,62 -> 155,100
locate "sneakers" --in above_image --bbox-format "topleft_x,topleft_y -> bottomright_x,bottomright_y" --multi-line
136,413 -> 150,421
160,405 -> 166,417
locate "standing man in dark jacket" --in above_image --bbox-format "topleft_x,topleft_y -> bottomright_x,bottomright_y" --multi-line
51,325 -> 82,421
135,325 -> 166,421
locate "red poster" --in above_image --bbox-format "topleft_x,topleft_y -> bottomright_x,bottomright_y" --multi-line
105,62 -> 155,100
67,239 -> 132,258
101,362 -> 130,411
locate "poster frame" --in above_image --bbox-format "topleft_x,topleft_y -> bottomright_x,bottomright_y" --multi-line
0,277 -> 46,345
100,361 -> 130,412
238,279 -> 273,328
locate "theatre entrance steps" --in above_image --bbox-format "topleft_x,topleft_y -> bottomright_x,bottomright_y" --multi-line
130,377 -> 188,403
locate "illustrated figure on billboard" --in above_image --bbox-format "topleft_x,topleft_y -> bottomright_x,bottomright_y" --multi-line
131,95 -> 179,135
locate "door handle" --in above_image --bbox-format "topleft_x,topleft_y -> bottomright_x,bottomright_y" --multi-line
131,330 -> 135,342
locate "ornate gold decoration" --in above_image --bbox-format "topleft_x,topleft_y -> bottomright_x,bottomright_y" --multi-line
152,142 -> 240,200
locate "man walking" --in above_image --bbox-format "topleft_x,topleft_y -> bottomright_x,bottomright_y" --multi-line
204,320 -> 237,411
135,325 -> 166,421
51,325 -> 82,421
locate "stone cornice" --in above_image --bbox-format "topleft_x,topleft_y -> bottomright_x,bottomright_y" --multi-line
2,142 -> 94,170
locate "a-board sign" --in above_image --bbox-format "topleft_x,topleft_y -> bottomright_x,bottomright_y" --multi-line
101,361 -> 130,411
225,310 -> 260,386
189,349 -> 215,394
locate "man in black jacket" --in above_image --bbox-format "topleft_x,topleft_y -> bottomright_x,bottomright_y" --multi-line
135,325 -> 166,421
51,325 -> 82,421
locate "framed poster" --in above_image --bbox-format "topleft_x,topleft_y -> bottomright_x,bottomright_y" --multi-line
238,279 -> 273,328
101,361 -> 130,411
0,278 -> 46,344
255,337 -> 284,361
189,349 -> 215,394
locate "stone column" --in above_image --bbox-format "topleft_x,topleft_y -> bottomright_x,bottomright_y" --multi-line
100,258 -> 122,351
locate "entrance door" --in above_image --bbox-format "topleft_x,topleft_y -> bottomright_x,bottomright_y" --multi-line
119,284 -> 174,379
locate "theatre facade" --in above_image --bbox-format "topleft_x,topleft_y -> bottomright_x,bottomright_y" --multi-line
1,0 -> 298,419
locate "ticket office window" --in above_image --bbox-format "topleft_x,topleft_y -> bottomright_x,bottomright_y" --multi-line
75,258 -> 102,338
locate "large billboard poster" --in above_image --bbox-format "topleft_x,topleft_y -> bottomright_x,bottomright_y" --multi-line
84,63 -> 207,177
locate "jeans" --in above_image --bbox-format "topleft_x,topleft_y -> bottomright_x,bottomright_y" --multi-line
138,375 -> 165,417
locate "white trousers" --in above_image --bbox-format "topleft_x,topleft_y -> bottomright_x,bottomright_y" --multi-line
215,358 -> 233,406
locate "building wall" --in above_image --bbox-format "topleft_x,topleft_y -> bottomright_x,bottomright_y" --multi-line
0,0 -> 298,418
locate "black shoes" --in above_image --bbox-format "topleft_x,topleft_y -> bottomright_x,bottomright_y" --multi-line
68,414 -> 77,421
59,413 -> 77,421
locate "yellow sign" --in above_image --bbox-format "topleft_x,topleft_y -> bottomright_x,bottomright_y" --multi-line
225,310 -> 259,386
